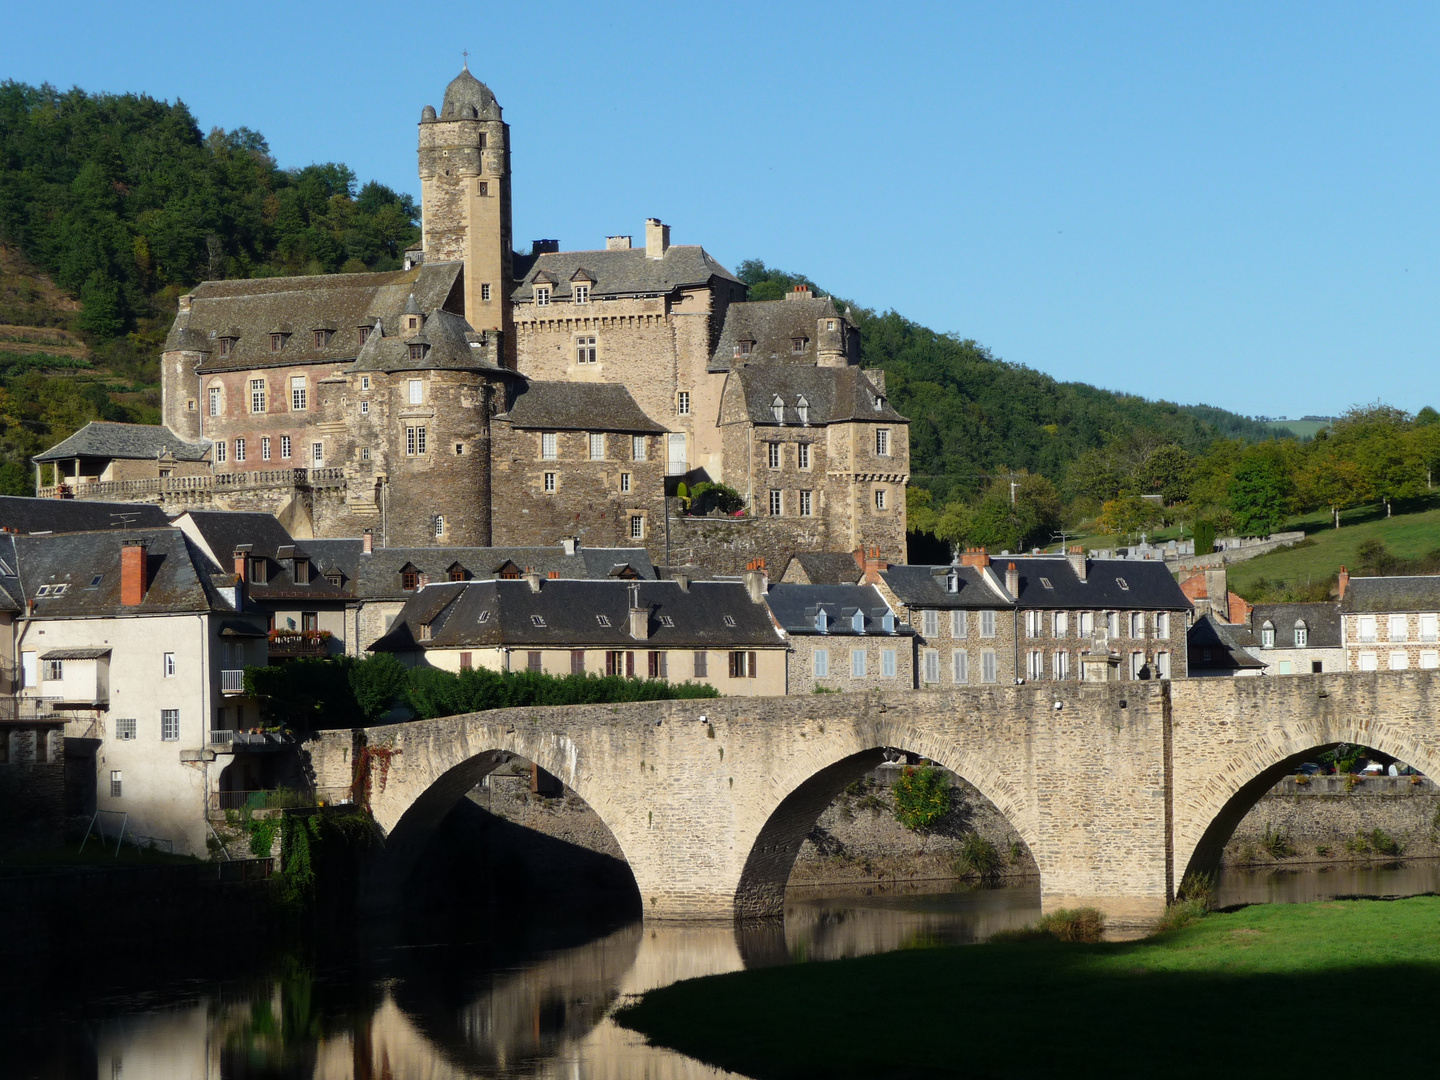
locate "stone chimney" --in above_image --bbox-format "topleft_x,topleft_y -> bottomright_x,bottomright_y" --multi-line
1203,569 -> 1229,619
177,294 -> 193,315
606,235 -> 632,250
532,239 -> 560,255
1005,562 -> 1019,597
522,567 -> 543,593
743,559 -> 768,604
628,583 -> 649,639
1338,565 -> 1349,600
362,530 -> 373,555
1067,546 -> 1087,581
645,218 -> 670,260
784,284 -> 813,301
960,547 -> 990,569
561,536 -> 579,556
232,545 -> 250,581
121,539 -> 150,607
673,571 -> 690,593
861,545 -> 888,585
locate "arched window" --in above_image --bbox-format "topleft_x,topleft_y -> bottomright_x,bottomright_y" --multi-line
1261,620 -> 1275,648
772,395 -> 785,423
1294,620 -> 1308,648
796,395 -> 809,424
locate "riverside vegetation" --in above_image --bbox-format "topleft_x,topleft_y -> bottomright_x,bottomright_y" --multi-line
617,896 -> 1440,1079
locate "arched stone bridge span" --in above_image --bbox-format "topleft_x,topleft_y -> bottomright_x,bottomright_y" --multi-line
306,673 -> 1440,926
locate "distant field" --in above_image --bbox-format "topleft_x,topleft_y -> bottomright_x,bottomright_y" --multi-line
1227,495 -> 1440,598
1269,419 -> 1333,439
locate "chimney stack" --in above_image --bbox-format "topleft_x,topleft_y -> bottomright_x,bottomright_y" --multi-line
522,567 -> 543,593
362,529 -> 373,555
629,582 -> 650,639
121,539 -> 150,607
531,239 -> 560,255
1338,565 -> 1349,600
784,284 -> 813,301
645,218 -> 670,260
743,559 -> 768,604
606,235 -> 632,250
960,547 -> 990,569
862,545 -> 888,585
673,571 -> 690,592
1005,561 -> 1019,597
1067,546 -> 1087,581
233,545 -> 249,581
561,536 -> 579,556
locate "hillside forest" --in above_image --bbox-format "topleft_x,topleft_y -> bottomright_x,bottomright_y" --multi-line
1,80 -> 1436,556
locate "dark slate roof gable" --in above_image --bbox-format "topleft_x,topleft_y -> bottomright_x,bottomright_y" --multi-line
1188,613 -> 1266,671
500,380 -> 664,433
1009,556 -> 1191,611
724,366 -> 906,427
174,511 -> 350,602
371,579 -> 781,651
766,584 -> 909,636
879,564 -> 1008,609
783,552 -> 863,585
1341,576 -> 1440,614
511,246 -> 741,302
710,296 -> 852,371
33,423 -> 209,464
0,496 -> 170,533
1250,602 -> 1342,648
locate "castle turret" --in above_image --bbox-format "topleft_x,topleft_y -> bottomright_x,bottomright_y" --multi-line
418,65 -> 513,342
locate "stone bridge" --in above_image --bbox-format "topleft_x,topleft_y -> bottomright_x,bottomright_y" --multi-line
306,672 -> 1440,926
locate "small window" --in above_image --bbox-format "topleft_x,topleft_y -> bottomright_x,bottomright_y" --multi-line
408,379 -> 423,404
660,615 -> 674,627
980,610 -> 996,638
408,316 -> 418,330
359,326 -> 371,346
408,343 -> 425,361
248,558 -> 266,585
630,515 -> 645,539
535,286 -> 551,306
797,397 -> 810,425
694,650 -> 708,678
115,717 -> 136,741
406,426 -> 427,455
768,443 -> 781,469
723,614 -> 736,627
874,489 -> 887,511
851,649 -> 867,678
477,610 -> 490,623
798,489 -> 812,516
589,433 -> 605,460
270,333 -> 284,352
1039,577 -> 1052,589
234,438 -> 245,462
576,335 -> 596,363
620,473 -> 631,493
797,443 -> 811,468
735,340 -> 753,357
478,180 -> 489,196
1116,577 -> 1129,590
461,652 -> 473,670
360,400 -> 369,416
402,568 -> 419,591
161,709 -> 180,742
208,386 -> 221,416
261,437 -> 271,460
574,285 -> 590,305
110,770 -> 123,798
596,615 -> 611,627
527,651 -> 542,671
164,653 -> 176,677
677,391 -> 690,416
632,436 -> 647,461
541,432 -> 558,460
876,429 -> 890,456
215,440 -> 226,463
311,442 -> 323,464
417,621 -> 432,641
769,489 -> 783,515
42,659 -> 62,681
531,615 -> 547,628
1261,623 -> 1275,648
361,375 -> 371,390
313,330 -> 329,348
542,472 -> 557,492
814,647 -> 829,678
433,515 -> 444,539
923,610 -> 939,638
89,575 -> 103,588
953,650 -> 969,683
881,649 -> 897,677
791,337 -> 806,353
981,650 -> 997,683
218,338 -> 233,357
772,395 -> 784,423
35,585 -> 50,597
281,435 -> 291,459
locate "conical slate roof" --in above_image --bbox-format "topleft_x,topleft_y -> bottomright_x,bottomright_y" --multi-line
439,66 -> 500,120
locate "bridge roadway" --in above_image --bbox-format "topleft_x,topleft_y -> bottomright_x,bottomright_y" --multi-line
305,671 -> 1440,926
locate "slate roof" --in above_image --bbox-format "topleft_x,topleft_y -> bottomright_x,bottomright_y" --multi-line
710,296 -> 853,371
499,381 -> 664,433
0,496 -> 170,533
11,528 -> 239,617
33,422 -> 209,463
0,534 -> 22,613
1007,556 -> 1192,612
1341,576 -> 1440,614
723,366 -> 906,427
434,65 -> 502,121
168,262 -> 464,373
173,511 -> 351,603
1188,614 -> 1267,671
765,584 -> 909,637
782,552 -> 863,586
879,564 -> 1009,609
350,306 -> 509,375
1250,602 -> 1343,649
370,579 -> 782,651
300,541 -> 657,601
511,246 -> 742,302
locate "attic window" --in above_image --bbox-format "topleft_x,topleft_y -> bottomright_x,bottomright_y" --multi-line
408,317 -> 419,330
448,565 -> 468,582
531,615 -> 547,628
1040,577 -> 1053,589
270,333 -> 285,352
401,568 -> 420,591
791,337 -> 806,353
596,614 -> 611,627
660,615 -> 674,627
796,396 -> 809,424
872,394 -> 883,413
735,340 -> 753,358
358,326 -> 371,346
313,330 -> 332,348
946,571 -> 958,594
218,338 -> 234,357
723,615 -> 736,627
409,344 -> 426,361
535,286 -> 551,306
418,622 -> 432,641
574,285 -> 589,305
815,610 -> 829,633
53,584 -> 67,596
1116,578 -> 1129,590
89,574 -> 103,588
35,585 -> 50,597
772,395 -> 785,423
827,320 -> 836,331
852,610 -> 865,633
248,559 -> 266,585
325,570 -> 342,586
478,610 -> 490,623
294,559 -> 310,585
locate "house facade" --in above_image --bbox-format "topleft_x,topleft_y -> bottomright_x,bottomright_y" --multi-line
1246,602 -> 1344,675
764,582 -> 914,693
1340,570 -> 1440,672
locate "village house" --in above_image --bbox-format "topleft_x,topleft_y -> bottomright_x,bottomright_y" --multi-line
764,582 -> 914,693
1187,614 -> 1267,677
1339,568 -> 1440,672
368,572 -> 786,696
1245,602 -> 1344,675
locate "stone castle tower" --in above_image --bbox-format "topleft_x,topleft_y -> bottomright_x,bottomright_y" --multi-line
418,66 -> 514,345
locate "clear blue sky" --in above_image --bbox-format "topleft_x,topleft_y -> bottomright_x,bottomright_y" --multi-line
9,2 -> 1439,419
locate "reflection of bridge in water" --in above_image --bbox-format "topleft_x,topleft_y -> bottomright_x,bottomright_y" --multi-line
310,672 -> 1440,926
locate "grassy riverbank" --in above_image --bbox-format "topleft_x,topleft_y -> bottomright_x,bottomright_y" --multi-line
617,897 -> 1440,1079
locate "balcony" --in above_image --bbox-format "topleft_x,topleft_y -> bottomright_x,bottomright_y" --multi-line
267,629 -> 333,660
220,670 -> 246,695
0,696 -> 61,723
208,729 -> 292,751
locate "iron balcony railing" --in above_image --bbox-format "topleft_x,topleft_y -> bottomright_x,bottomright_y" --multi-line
220,669 -> 246,695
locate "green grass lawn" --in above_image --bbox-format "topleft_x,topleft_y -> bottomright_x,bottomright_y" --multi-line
617,898 -> 1440,1079
1227,494 -> 1440,599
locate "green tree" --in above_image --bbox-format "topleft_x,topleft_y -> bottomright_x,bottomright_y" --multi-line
1136,444 -> 1193,504
1227,453 -> 1290,536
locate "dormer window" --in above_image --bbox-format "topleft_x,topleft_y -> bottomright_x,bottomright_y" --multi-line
772,395 -> 785,423
574,285 -> 589,304
313,330 -> 332,348
796,396 -> 809,424
248,558 -> 266,585
872,394 -> 883,413
1261,621 -> 1275,648
448,563 -> 468,582
735,340 -> 753,358
418,621 -> 432,641
851,610 -> 865,633
407,316 -> 419,330
946,570 -> 959,594
535,286 -> 551,306
1295,621 -> 1308,648
218,337 -> 234,357
358,326 -> 371,346
791,337 -> 807,353
294,558 -> 310,585
325,570 -> 343,586
882,612 -> 895,633
815,609 -> 829,634
401,566 -> 420,591
270,333 -> 285,352
408,344 -> 426,361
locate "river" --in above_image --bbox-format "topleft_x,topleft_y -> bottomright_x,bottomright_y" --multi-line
10,862 -> 1439,1080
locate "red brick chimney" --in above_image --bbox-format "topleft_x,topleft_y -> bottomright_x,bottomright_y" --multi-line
362,529 -> 374,555
233,546 -> 248,580
861,546 -> 888,585
1338,565 -> 1349,600
960,547 -> 990,569
120,540 -> 149,606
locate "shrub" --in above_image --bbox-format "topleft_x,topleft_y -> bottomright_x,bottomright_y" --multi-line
1262,823 -> 1296,859
1178,871 -> 1215,906
1345,832 -> 1371,855
686,481 -> 745,516
1316,844 -> 1331,858
891,765 -> 951,830
1035,907 -> 1106,943
1153,897 -> 1208,934
1008,840 -> 1026,866
1369,828 -> 1403,856
954,833 -> 1002,880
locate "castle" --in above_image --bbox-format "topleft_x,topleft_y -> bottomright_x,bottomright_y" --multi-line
34,67 -> 910,572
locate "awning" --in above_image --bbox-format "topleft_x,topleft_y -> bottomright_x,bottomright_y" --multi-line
38,647 -> 112,660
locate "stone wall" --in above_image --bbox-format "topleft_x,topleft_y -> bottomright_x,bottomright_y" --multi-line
667,512 -> 831,575
787,634 -> 915,694
0,724 -> 66,850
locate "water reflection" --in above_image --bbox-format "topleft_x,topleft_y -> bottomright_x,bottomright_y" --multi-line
22,867 -> 1438,1079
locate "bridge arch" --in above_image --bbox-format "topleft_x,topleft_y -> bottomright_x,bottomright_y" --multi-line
1174,716 -> 1440,886
734,720 -> 1044,917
